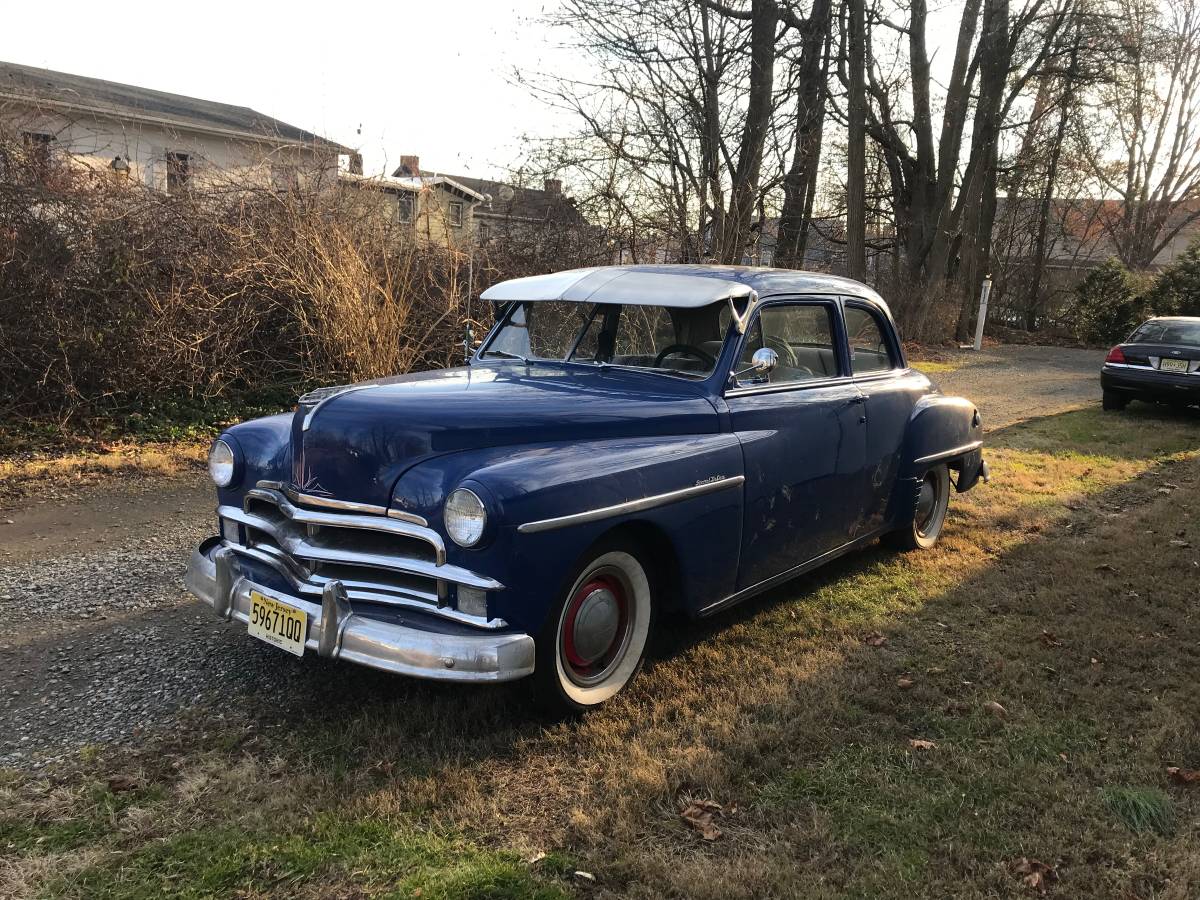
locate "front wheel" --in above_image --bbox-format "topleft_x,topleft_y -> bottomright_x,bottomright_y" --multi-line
884,464 -> 950,552
532,541 -> 655,715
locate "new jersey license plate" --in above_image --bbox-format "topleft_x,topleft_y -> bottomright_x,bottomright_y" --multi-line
248,590 -> 307,656
1160,358 -> 1188,373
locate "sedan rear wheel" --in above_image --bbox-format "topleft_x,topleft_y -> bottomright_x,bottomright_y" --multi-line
885,464 -> 950,552
533,543 -> 654,714
1102,390 -> 1129,411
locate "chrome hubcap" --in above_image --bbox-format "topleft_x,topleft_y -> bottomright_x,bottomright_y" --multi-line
561,571 -> 631,685
916,474 -> 938,534
571,587 -> 621,664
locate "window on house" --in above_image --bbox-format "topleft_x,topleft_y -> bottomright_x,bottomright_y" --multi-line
271,164 -> 299,193
166,152 -> 190,194
397,192 -> 415,224
448,200 -> 464,228
478,222 -> 491,243
22,131 -> 54,173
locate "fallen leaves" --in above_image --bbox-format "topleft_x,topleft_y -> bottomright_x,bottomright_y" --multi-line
896,675 -> 915,690
1040,630 -> 1063,648
105,775 -> 139,793
1011,857 -> 1058,894
908,738 -> 937,751
1167,766 -> 1200,785
680,799 -> 723,840
863,630 -> 888,647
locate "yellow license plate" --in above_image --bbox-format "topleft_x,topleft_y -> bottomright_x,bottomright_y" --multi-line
248,590 -> 307,657
1160,358 -> 1188,373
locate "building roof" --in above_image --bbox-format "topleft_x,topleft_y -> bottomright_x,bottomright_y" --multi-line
480,265 -> 887,310
412,171 -> 581,222
0,60 -> 352,153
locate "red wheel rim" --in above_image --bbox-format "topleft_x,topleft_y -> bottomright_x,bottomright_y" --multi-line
561,573 -> 629,682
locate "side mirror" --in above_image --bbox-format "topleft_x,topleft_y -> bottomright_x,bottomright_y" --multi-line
734,347 -> 779,383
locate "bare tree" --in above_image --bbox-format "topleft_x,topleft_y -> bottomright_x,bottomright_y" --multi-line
1076,0 -> 1200,269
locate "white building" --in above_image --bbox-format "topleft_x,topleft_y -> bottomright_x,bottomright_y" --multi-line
0,61 -> 352,192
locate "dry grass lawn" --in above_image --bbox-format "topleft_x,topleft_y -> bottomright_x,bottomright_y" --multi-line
2,405 -> 1198,898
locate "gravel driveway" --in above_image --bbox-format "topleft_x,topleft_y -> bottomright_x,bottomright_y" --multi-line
0,345 -> 1106,768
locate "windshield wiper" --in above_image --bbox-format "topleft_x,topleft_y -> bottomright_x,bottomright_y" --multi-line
599,363 -> 705,379
483,349 -> 530,364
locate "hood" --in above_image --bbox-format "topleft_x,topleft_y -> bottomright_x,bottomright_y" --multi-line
285,362 -> 719,508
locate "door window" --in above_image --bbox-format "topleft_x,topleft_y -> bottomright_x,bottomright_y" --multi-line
844,306 -> 895,374
737,304 -> 839,384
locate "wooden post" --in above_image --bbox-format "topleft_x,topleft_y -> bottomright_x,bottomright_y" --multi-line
973,275 -> 992,351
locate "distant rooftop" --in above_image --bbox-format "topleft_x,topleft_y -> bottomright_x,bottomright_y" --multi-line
0,60 -> 352,152
390,155 -> 581,223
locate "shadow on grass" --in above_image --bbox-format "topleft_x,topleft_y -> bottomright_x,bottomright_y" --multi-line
12,405 -> 1200,899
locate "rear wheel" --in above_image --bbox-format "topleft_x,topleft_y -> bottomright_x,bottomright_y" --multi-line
884,464 -> 950,552
1102,390 -> 1129,411
532,540 -> 654,715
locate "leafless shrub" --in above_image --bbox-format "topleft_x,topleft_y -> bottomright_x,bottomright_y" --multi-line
0,132 -> 498,426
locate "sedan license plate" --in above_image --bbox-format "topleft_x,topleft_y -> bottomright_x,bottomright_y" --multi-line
1160,357 -> 1188,373
248,590 -> 307,657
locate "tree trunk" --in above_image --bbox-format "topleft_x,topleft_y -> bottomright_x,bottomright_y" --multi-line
719,0 -> 779,263
776,0 -> 832,269
955,0 -> 1009,343
845,0 -> 867,279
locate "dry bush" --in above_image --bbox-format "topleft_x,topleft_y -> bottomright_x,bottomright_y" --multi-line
0,133 -> 492,426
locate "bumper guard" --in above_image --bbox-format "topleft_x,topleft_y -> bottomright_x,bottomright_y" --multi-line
185,541 -> 535,683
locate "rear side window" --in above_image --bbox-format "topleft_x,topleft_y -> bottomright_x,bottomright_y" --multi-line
738,303 -> 838,384
844,306 -> 895,374
1129,320 -> 1200,346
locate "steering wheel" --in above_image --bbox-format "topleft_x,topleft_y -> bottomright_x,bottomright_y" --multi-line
764,335 -> 801,369
653,344 -> 717,368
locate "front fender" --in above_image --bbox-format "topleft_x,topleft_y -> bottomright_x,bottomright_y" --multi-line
392,434 -> 746,631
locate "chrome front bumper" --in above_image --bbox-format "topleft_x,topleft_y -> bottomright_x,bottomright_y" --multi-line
184,542 -> 536,683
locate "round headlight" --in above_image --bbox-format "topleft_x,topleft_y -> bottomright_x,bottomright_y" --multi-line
445,488 -> 487,547
207,439 -> 236,488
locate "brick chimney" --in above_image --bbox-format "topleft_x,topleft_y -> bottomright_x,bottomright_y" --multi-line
397,155 -> 421,177
543,177 -> 562,196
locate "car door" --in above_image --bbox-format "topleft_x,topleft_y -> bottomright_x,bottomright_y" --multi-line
724,298 -> 868,590
842,300 -> 925,532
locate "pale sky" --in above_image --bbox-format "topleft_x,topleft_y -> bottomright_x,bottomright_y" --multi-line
1,0 -> 575,180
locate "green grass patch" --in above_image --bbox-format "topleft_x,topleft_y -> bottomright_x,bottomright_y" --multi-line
0,780 -> 166,853
910,359 -> 963,374
46,816 -> 568,900
1101,786 -> 1175,836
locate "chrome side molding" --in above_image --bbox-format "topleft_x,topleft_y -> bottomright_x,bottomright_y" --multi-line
517,475 -> 745,535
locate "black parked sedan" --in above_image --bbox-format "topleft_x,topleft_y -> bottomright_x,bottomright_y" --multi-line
1101,316 -> 1200,411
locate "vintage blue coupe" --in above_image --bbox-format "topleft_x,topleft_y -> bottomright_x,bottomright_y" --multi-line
186,266 -> 988,711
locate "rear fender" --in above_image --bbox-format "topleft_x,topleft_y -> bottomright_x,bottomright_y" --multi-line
886,395 -> 985,526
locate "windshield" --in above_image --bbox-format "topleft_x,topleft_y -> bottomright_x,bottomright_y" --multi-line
1129,320 -> 1200,346
480,300 -> 731,377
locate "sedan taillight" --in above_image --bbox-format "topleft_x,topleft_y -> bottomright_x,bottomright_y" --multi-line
1105,345 -> 1126,364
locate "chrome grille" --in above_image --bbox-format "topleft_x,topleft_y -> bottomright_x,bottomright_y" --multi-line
217,486 -> 504,627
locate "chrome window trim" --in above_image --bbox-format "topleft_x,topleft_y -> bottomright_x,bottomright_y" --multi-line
724,296 -> 847,395
517,475 -> 745,535
725,375 -> 850,398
